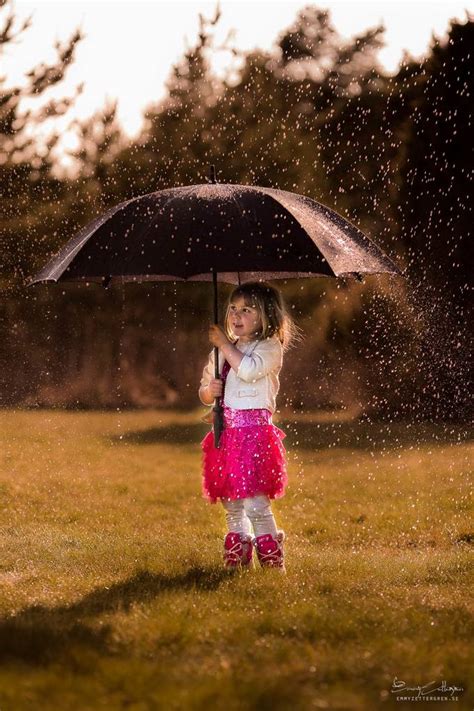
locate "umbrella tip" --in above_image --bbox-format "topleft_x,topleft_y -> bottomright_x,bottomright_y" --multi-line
209,164 -> 217,184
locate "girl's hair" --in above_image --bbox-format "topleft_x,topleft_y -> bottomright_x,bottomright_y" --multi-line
224,281 -> 303,352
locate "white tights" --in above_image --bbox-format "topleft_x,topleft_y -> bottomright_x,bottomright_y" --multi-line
221,494 -> 278,538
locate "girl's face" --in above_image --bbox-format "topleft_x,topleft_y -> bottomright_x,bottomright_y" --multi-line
228,296 -> 262,342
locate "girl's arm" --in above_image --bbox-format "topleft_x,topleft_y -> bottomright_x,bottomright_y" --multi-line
198,350 -> 214,405
219,341 -> 244,372
235,339 -> 283,383
208,325 -> 245,374
208,325 -> 283,383
198,349 -> 223,405
199,384 -> 215,405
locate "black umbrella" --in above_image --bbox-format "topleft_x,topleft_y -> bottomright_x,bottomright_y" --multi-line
28,167 -> 403,445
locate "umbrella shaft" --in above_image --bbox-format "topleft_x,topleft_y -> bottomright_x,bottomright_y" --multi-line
211,268 -> 222,447
213,269 -> 219,379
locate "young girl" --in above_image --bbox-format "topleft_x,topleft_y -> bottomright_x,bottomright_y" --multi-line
198,281 -> 299,572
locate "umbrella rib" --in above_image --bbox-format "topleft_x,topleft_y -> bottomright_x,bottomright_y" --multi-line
226,189 -> 258,274
109,195 -> 169,278
251,186 -> 337,277
39,195 -> 144,281
115,190 -> 197,280
262,186 -> 401,275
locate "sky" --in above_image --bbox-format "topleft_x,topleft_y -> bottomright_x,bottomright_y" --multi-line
3,0 -> 472,164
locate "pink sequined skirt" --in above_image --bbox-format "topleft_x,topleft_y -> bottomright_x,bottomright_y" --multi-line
201,406 -> 288,504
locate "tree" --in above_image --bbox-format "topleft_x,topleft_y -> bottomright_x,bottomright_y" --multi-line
135,5 -> 225,190
0,0 -> 83,288
391,16 -> 474,419
396,16 -> 473,306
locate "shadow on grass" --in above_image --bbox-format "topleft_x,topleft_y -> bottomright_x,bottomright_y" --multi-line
0,565 -> 230,665
109,422 -> 210,446
108,420 -> 473,452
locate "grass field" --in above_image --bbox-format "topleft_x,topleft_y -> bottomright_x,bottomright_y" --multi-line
0,409 -> 472,711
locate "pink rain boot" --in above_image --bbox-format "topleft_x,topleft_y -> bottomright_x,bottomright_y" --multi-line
254,531 -> 286,571
223,532 -> 254,569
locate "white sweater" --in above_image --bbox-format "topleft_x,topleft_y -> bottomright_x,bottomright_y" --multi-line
199,335 -> 283,414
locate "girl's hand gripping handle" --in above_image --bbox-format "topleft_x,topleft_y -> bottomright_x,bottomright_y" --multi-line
208,377 -> 223,398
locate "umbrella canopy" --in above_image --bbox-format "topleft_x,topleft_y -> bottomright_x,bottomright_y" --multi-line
28,183 -> 402,286
28,179 -> 403,448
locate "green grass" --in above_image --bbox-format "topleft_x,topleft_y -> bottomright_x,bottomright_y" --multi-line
0,409 -> 472,711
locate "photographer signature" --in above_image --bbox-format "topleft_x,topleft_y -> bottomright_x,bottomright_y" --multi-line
391,677 -> 464,699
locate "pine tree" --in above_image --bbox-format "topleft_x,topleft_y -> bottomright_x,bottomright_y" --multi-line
0,0 -> 83,287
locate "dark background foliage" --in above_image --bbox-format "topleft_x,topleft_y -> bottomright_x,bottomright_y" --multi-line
0,2 -> 472,420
